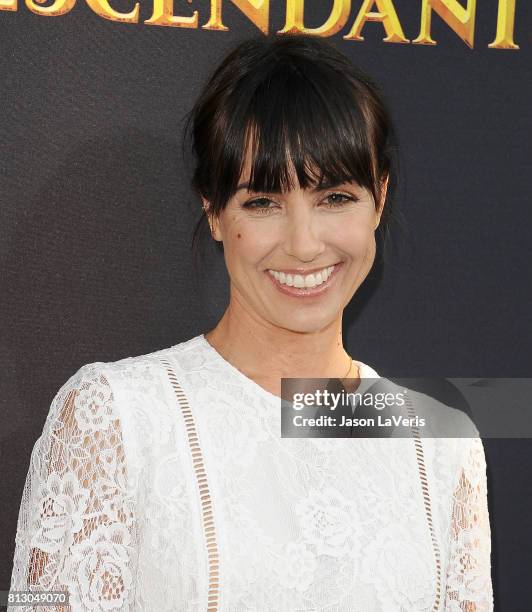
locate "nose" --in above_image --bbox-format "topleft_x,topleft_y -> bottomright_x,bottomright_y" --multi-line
281,206 -> 326,262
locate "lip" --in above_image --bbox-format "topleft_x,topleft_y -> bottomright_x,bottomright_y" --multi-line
265,262 -> 344,298
267,264 -> 340,275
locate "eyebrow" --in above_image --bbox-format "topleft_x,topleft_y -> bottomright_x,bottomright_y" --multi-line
235,179 -> 359,194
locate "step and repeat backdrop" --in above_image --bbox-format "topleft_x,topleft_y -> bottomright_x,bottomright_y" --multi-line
1,1 -> 531,607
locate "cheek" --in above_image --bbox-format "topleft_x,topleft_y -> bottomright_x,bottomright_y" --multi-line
334,221 -> 374,255
224,221 -> 268,263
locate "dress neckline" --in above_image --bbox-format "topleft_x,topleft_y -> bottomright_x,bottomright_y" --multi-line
197,333 -> 380,404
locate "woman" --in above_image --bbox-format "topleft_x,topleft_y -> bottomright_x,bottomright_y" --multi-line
10,34 -> 493,611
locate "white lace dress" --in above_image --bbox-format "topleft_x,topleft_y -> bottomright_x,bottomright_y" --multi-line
10,333 -> 493,611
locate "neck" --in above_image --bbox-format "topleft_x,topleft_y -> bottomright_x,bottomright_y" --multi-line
203,292 -> 359,392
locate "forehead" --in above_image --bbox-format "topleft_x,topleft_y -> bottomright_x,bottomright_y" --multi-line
237,150 -> 362,196
239,146 -> 299,182
234,120 -> 370,198
238,133 -> 321,192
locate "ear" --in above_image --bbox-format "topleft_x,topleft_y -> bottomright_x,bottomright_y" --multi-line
201,197 -> 223,241
374,174 -> 389,231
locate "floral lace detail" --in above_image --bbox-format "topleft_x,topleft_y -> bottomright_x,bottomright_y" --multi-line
444,437 -> 493,611
9,363 -> 136,611
278,541 -> 318,592
31,473 -> 90,555
10,336 -> 493,611
61,523 -> 133,610
74,378 -> 114,433
360,523 -> 437,610
295,486 -> 362,558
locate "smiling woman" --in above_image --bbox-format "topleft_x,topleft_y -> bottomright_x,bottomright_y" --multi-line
186,33 -> 395,372
187,33 -> 394,268
10,32 -> 493,611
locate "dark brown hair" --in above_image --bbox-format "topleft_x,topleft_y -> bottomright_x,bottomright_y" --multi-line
182,33 -> 400,268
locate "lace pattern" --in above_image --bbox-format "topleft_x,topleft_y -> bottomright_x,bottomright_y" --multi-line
444,437 -> 493,611
9,363 -> 137,611
9,335 -> 493,610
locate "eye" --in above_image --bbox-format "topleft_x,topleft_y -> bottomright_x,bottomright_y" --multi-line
241,192 -> 359,214
322,192 -> 359,208
242,197 -> 278,214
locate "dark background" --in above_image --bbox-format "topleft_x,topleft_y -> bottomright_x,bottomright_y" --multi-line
1,1 -> 531,608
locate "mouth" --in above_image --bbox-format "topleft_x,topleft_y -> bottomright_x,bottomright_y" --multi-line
265,262 -> 344,298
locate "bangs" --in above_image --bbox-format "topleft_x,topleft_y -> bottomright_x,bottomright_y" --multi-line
187,33 -> 397,265
213,58 -> 378,208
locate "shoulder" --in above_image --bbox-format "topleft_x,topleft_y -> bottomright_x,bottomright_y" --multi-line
402,385 -> 484,479
366,378 -> 483,485
47,335 -> 207,456
48,335 -> 206,430
68,334 -> 206,390
367,377 -> 479,438
354,363 -> 476,439
403,386 -> 479,439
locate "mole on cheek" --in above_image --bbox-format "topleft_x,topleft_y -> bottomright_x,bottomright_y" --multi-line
237,233 -> 241,239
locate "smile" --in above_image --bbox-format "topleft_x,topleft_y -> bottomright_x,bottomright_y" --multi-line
268,264 -> 336,288
266,263 -> 343,298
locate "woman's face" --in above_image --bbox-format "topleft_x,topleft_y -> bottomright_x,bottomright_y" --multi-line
204,150 -> 387,334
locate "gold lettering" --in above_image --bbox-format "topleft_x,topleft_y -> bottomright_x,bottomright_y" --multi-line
145,0 -> 197,27
278,0 -> 351,37
203,0 -> 269,33
343,0 -> 409,44
84,0 -> 138,22
0,0 -> 16,12
25,0 -> 75,16
412,0 -> 477,49
488,0 -> 519,50
202,0 -> 227,31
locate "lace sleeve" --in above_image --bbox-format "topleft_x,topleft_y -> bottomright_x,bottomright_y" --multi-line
444,437 -> 493,611
9,363 -> 137,611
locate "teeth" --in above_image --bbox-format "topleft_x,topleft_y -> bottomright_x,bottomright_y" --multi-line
268,265 -> 335,289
